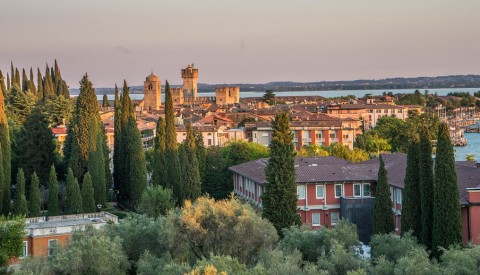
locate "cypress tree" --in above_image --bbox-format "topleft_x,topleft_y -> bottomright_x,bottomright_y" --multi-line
10,62 -> 15,87
81,172 -> 96,213
151,117 -> 167,187
372,156 -> 395,234
261,112 -> 301,235
116,81 -> 147,207
419,126 -> 434,250
13,169 -> 28,216
195,131 -> 207,183
164,81 -> 183,203
0,70 -> 6,96
37,68 -> 44,100
183,123 -> 201,200
65,168 -> 82,214
22,68 -> 28,92
47,165 -> 59,216
53,60 -> 69,98
28,172 -> 41,217
0,78 -> 11,215
401,140 -> 422,239
432,123 -> 462,257
7,73 -> 11,91
102,94 -> 109,107
101,125 -> 113,198
28,68 -> 36,96
16,109 -> 56,184
87,122 -> 106,206
113,84 -> 124,195
14,68 -> 21,87
64,74 -> 104,181
43,65 -> 54,98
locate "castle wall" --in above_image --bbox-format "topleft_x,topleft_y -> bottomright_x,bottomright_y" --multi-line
144,74 -> 162,111
216,86 -> 240,105
171,88 -> 184,105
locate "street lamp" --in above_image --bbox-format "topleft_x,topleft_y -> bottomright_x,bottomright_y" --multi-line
97,204 -> 103,212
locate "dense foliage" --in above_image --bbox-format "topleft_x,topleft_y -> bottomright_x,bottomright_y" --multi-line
372,156 -> 395,234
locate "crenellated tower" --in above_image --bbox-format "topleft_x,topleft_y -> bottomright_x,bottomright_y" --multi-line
181,64 -> 198,100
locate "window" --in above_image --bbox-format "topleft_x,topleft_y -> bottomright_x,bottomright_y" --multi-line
331,212 -> 339,225
297,185 -> 305,199
316,185 -> 324,199
22,241 -> 28,257
384,109 -> 388,113
398,109 -> 403,113
48,239 -> 58,257
343,134 -> 349,139
390,187 -> 394,202
316,131 -> 323,139
363,184 -> 371,197
312,213 -> 321,226
335,184 -> 343,198
354,184 -> 361,197
376,109 -> 381,113
329,133 -> 336,139
396,189 -> 402,204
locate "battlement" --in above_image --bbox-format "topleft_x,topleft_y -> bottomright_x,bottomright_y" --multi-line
181,68 -> 199,79
215,86 -> 240,105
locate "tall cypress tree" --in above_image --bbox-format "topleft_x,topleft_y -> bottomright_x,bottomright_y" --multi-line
402,140 -> 422,239
261,112 -> 301,235
151,117 -> 167,187
28,172 -> 41,217
53,60 -> 69,98
47,165 -> 59,216
43,65 -> 54,98
7,73 -> 11,91
82,172 -> 96,213
0,70 -> 6,96
432,123 -> 462,257
64,74 -> 105,182
37,68 -> 44,100
113,84 -> 124,195
101,125 -> 113,197
13,169 -> 28,216
88,122 -> 107,207
401,140 -> 422,239
372,156 -> 395,234
14,68 -> 21,87
183,123 -> 201,200
65,168 -> 82,214
22,68 -> 29,92
419,126 -> 434,250
164,81 -> 183,204
0,79 -> 11,216
102,94 -> 109,107
28,67 -> 37,96
117,81 -> 146,207
10,62 -> 15,87
195,131 -> 207,184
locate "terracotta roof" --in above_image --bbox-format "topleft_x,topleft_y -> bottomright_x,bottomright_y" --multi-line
51,127 -> 67,135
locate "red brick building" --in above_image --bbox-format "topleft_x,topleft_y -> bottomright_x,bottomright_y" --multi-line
230,154 -> 480,244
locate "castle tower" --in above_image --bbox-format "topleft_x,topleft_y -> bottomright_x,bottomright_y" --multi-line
143,73 -> 162,111
181,64 -> 198,100
215,86 -> 240,105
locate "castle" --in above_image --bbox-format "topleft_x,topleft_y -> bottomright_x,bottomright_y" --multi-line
142,64 -> 240,111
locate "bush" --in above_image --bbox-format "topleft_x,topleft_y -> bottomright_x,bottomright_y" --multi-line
138,185 -> 175,217
370,232 -> 423,263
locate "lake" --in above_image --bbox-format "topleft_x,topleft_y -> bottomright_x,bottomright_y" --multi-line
96,87 -> 480,101
454,132 -> 480,161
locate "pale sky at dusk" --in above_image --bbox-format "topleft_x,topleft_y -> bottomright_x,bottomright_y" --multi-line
1,0 -> 479,88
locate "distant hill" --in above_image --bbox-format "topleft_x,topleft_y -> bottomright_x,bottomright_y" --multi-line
70,75 -> 480,95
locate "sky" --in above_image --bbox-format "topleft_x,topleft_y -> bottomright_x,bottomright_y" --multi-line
1,0 -> 480,88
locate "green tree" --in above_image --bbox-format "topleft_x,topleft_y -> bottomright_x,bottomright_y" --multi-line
37,68 -> 44,100
183,123 -> 202,201
401,140 -> 422,239
14,68 -> 21,87
171,196 -> 278,263
64,74 -> 105,182
263,89 -> 275,103
138,185 -> 175,217
81,172 -> 96,213
15,108 -> 56,184
372,156 -> 395,235
65,168 -> 82,214
0,70 -> 7,96
0,216 -> 25,269
164,81 -> 182,204
113,84 -> 124,196
418,126 -> 434,250
203,146 -> 229,199
102,94 -> 110,107
195,131 -> 207,184
5,84 -> 36,125
28,172 -> 41,217
47,165 -> 59,216
0,80 -> 11,215
37,95 -> 73,126
370,232 -> 424,264
6,73 -> 10,92
88,123 -> 107,206
151,117 -> 167,187
53,60 -> 70,98
22,68 -> 29,92
465,154 -> 476,162
43,65 -> 55,98
51,226 -> 129,275
261,112 -> 301,235
28,67 -> 37,96
432,123 -> 463,258
13,168 -> 28,216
